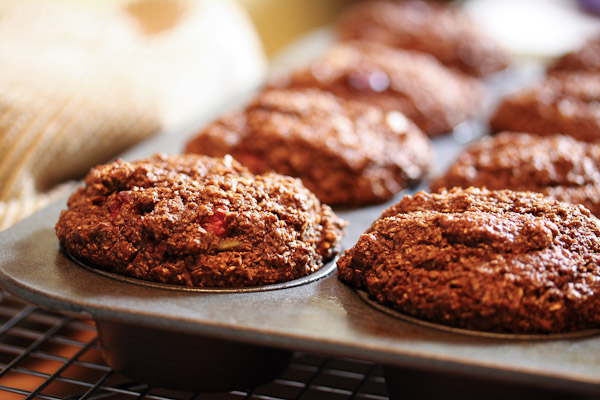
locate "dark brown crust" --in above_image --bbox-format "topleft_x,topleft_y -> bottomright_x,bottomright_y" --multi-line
273,41 -> 484,137
337,0 -> 510,77
431,132 -> 600,217
489,72 -> 600,142
185,88 -> 432,206
337,187 -> 600,333
55,154 -> 346,288
549,36 -> 600,73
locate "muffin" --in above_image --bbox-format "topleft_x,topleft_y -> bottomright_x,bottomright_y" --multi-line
431,132 -> 600,217
55,153 -> 346,288
337,187 -> 600,334
337,0 -> 510,77
185,88 -> 432,206
490,72 -> 600,142
273,41 -> 485,137
549,35 -> 600,73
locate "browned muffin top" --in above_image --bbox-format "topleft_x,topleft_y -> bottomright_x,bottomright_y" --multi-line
490,72 -> 600,142
431,132 -> 600,217
56,154 -> 346,288
337,0 -> 510,77
337,187 -> 600,333
274,41 -> 484,136
549,35 -> 600,73
186,88 -> 432,206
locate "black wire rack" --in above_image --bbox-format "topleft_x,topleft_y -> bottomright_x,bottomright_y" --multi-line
0,291 -> 389,400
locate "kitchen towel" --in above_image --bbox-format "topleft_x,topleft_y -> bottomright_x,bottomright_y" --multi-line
0,0 -> 266,231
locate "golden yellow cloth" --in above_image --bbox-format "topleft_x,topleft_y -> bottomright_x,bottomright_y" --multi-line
0,0 -> 266,231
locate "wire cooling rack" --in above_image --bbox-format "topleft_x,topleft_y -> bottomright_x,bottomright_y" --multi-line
0,291 -> 388,400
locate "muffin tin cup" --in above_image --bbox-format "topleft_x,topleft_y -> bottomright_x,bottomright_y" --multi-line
356,290 -> 600,340
383,365 -> 579,400
366,289 -> 600,399
96,318 -> 293,392
69,253 -> 337,391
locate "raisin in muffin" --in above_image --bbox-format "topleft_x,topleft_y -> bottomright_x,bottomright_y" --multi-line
273,41 -> 484,137
490,72 -> 600,142
549,35 -> 600,73
338,187 -> 600,334
337,0 -> 510,77
431,132 -> 600,217
185,88 -> 432,206
56,153 -> 346,288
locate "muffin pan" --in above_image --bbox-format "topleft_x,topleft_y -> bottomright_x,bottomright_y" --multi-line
1,29 -> 600,398
1,131 -> 600,397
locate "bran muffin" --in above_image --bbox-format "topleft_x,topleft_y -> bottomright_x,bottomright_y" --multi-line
489,72 -> 600,142
549,35 -> 600,73
337,0 -> 510,77
337,187 -> 600,334
55,153 -> 346,288
185,88 -> 432,206
273,41 -> 485,137
431,132 -> 600,217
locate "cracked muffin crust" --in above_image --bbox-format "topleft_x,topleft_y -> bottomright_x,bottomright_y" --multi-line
337,187 -> 600,333
185,88 -> 432,206
431,132 -> 600,217
337,0 -> 510,77
55,153 -> 346,288
490,72 -> 600,142
273,41 -> 484,137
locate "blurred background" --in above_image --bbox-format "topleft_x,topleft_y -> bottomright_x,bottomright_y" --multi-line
0,0 -> 599,232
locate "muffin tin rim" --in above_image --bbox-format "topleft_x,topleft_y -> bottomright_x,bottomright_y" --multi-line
66,250 -> 339,293
356,289 -> 600,341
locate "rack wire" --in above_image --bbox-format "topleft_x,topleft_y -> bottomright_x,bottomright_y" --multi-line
0,291 -> 389,400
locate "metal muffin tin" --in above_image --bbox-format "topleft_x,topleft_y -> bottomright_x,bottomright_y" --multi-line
1,132 -> 600,397
1,29 -> 600,398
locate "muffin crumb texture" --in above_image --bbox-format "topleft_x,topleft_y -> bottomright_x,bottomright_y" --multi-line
337,0 -> 510,77
490,72 -> 600,143
186,88 -> 432,206
549,35 -> 600,73
56,154 -> 346,287
274,41 -> 485,137
431,131 -> 600,217
337,187 -> 600,333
